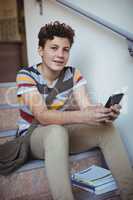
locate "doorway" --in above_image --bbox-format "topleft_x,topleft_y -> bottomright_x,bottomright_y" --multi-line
0,0 -> 27,83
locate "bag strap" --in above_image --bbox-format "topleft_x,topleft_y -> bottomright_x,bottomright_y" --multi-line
36,67 -> 75,108
16,119 -> 38,138
46,68 -> 74,107
18,65 -> 75,108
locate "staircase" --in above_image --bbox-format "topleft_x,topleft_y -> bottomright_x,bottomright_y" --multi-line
0,83 -> 121,200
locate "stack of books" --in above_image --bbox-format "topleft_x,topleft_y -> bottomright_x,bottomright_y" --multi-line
71,165 -> 118,195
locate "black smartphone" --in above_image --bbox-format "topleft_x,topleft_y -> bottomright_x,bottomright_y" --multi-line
105,93 -> 124,108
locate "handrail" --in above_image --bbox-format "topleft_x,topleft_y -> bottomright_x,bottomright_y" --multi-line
56,0 -> 133,57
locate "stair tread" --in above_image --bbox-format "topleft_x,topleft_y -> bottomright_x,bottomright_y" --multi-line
0,104 -> 19,109
0,129 -> 103,173
16,159 -> 44,173
0,129 -> 17,137
17,149 -> 102,173
0,108 -> 19,130
0,129 -> 105,174
0,151 -> 119,200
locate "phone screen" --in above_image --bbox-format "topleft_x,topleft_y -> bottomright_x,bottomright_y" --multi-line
105,93 -> 124,108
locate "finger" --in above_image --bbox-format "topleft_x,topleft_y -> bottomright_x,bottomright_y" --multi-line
97,116 -> 112,122
108,112 -> 118,119
98,112 -> 119,122
96,112 -> 113,120
111,109 -> 120,115
110,106 -> 120,114
100,108 -> 111,114
107,115 -> 118,121
111,104 -> 121,111
115,104 -> 122,109
111,106 -> 120,112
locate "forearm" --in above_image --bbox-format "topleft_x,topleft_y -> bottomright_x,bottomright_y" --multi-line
34,109 -> 83,125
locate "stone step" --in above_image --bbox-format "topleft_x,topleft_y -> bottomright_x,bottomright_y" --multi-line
0,129 -> 120,200
0,107 -> 19,130
0,85 -> 20,137
0,83 -> 19,131
0,147 -> 108,200
0,83 -> 17,105
0,129 -> 16,138
0,129 -> 16,144
0,162 -> 51,200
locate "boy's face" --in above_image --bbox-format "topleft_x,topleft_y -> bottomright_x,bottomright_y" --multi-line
38,36 -> 71,72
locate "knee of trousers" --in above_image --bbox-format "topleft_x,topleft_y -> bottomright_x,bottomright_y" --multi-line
98,124 -> 122,150
99,123 -> 117,135
44,125 -> 69,145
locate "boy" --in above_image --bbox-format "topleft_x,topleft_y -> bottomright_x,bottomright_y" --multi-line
16,21 -> 133,200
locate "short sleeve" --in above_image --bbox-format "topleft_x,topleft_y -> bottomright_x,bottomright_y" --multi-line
16,69 -> 37,96
73,68 -> 87,90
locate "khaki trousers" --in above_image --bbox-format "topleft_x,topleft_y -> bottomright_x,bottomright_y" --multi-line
30,124 -> 133,200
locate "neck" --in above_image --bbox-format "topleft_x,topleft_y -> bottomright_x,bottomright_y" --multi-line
39,63 -> 61,85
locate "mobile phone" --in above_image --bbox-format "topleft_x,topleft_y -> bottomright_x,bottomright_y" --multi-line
105,93 -> 124,108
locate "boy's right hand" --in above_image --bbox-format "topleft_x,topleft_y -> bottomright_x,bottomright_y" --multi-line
81,104 -> 112,126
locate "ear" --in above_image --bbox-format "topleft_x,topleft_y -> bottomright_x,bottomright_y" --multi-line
38,46 -> 44,57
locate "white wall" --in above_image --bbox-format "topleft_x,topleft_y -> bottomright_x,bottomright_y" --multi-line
24,0 -> 133,164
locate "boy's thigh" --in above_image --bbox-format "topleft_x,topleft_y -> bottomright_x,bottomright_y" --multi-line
30,124 -> 61,159
64,123 -> 116,154
64,124 -> 101,153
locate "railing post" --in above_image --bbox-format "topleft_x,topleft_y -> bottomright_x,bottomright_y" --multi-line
127,39 -> 133,57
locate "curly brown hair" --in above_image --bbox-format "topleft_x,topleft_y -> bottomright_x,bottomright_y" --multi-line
38,21 -> 75,48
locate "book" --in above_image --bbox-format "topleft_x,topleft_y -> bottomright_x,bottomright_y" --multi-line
72,179 -> 118,195
71,165 -> 118,195
72,165 -> 111,181
74,174 -> 115,187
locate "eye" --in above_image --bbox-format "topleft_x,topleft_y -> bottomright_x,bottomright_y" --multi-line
64,48 -> 70,52
51,46 -> 58,50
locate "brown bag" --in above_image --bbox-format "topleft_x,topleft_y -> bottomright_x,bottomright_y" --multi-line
0,134 -> 30,175
0,123 -> 37,176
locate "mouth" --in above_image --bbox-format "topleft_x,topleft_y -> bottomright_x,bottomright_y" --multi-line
53,60 -> 64,65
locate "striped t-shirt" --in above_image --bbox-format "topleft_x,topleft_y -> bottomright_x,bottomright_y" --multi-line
16,64 -> 87,135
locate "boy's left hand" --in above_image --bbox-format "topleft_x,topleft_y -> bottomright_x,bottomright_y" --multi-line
105,104 -> 122,123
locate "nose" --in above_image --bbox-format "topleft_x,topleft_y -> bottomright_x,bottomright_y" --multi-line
57,49 -> 64,58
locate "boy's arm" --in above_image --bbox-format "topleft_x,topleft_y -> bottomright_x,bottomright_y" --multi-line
22,89 -> 82,125
73,84 -> 121,122
73,84 -> 93,110
22,89 -> 111,126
